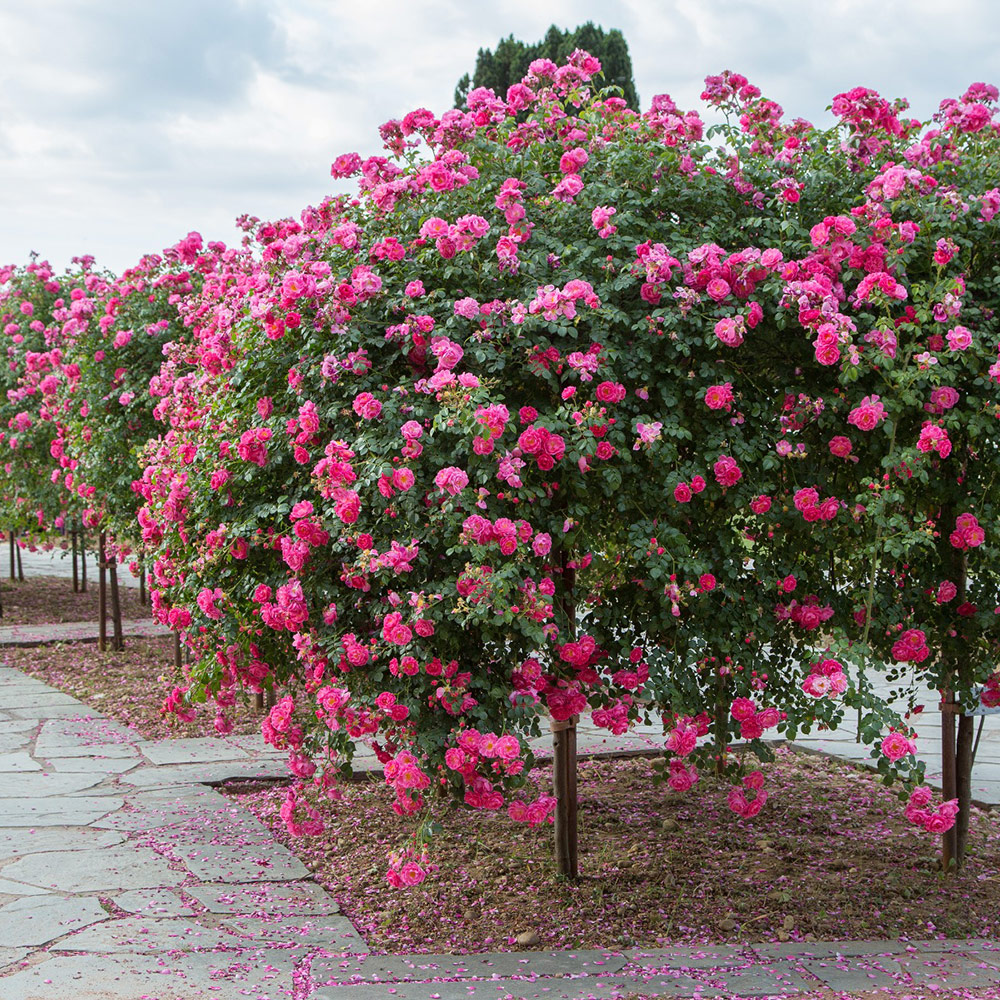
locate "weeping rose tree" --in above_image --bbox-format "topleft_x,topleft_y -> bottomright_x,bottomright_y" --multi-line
53,236 -> 215,646
745,84 -> 1000,866
0,258 -> 99,586
133,55 -> 1000,881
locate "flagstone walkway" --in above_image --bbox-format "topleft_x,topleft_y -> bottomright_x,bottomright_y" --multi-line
1,666 -> 999,998
0,618 -> 170,647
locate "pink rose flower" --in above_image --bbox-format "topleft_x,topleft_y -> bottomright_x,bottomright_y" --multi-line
434,466 -> 469,496
713,455 -> 742,487
881,731 -> 916,762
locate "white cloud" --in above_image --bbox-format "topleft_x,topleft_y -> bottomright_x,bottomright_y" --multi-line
1,0 -> 998,272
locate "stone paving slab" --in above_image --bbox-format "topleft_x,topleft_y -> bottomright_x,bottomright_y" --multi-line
0,825 -> 125,855
0,721 -> 38,740
118,757 -> 290,788
45,754 -> 140,773
2,795 -> 123,826
92,790 -> 257,832
0,770 -> 105,797
111,888 -> 200,916
187,879 -> 341,915
799,955 -> 918,989
53,915 -> 240,953
0,894 -> 108,946
888,952 -> 1000,987
0,951 -> 296,1000
224,913 -> 368,950
34,740 -> 141,759
0,617 -> 170,647
101,797 -> 277,844
0,945 -> 30,972
0,751 -> 41,772
6,703 -> 104,720
318,949 -> 629,984
2,845 -> 180,891
307,972 -> 735,1000
708,965 -> 820,995
627,945 -> 752,969
0,690 -> 83,707
35,714 -> 142,747
0,877 -> 51,895
0,736 -> 34,755
140,736 -> 252,766
224,732 -> 287,756
751,938 -> 953,960
177,840 -> 311,883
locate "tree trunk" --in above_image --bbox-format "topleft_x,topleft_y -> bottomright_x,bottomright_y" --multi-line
8,531 -> 14,581
108,559 -> 124,652
139,567 -> 146,606
254,691 -> 265,714
98,531 -> 108,652
955,711 -> 975,864
551,715 -> 579,878
173,631 -> 183,672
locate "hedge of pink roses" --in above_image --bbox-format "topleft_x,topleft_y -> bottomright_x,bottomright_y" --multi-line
6,56 -> 1000,881
0,257 -> 97,541
131,59 -> 1000,880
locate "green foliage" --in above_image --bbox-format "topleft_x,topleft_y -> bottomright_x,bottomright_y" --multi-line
455,22 -> 639,109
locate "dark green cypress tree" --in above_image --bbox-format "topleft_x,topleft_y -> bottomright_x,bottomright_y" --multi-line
455,23 -> 639,110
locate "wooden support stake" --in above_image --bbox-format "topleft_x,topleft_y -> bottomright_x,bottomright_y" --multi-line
955,711 -> 974,865
941,689 -> 958,869
109,559 -> 124,651
98,530 -> 108,652
8,531 -> 14,581
80,524 -> 88,592
15,541 -> 23,581
71,524 -> 79,593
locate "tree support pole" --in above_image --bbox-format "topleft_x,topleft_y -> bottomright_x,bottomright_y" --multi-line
109,559 -> 124,651
72,523 -> 79,593
941,692 -> 958,869
16,541 -> 23,581
98,530 -> 108,652
941,526 -> 972,870
80,524 -> 87,592
956,711 -> 974,864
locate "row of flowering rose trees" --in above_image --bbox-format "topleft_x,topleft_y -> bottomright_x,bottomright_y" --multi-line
5,54 -> 1000,883
0,245 -> 210,647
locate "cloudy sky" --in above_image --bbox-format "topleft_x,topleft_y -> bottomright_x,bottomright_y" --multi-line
1,0 -> 997,274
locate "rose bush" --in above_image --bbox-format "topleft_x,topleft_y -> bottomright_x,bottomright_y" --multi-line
8,55 -> 1000,880
54,235 -> 215,568
0,257 -> 101,552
